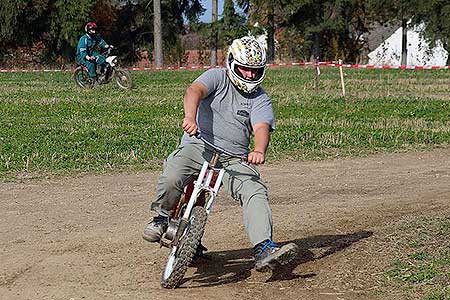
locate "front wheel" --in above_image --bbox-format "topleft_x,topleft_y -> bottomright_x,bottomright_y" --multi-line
114,68 -> 133,90
161,206 -> 207,288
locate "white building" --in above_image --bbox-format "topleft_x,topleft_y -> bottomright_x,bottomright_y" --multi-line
368,22 -> 448,66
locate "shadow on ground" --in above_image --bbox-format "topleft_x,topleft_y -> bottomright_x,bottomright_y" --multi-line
182,230 -> 373,287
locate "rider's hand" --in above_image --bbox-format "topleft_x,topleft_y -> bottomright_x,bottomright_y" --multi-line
247,151 -> 265,165
182,116 -> 198,136
86,55 -> 96,62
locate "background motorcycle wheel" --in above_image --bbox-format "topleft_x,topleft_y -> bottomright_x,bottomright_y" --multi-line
114,68 -> 133,90
73,66 -> 93,89
161,206 -> 207,289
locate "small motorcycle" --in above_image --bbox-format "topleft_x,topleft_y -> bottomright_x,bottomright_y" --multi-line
73,47 -> 133,90
159,134 -> 246,288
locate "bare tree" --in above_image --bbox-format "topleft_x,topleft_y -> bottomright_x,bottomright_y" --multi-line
153,0 -> 163,67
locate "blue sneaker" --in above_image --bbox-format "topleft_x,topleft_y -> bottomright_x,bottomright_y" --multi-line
254,240 -> 298,272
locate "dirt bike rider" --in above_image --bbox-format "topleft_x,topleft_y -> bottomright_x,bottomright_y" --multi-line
143,36 -> 298,272
75,22 -> 112,84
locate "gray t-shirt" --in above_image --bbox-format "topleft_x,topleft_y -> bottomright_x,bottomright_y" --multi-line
180,68 -> 275,155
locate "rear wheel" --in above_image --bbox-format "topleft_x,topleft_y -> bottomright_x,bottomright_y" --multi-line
161,206 -> 207,288
73,66 -> 93,89
114,68 -> 133,89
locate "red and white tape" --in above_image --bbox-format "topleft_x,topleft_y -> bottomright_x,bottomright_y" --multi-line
1,61 -> 450,73
126,65 -> 223,71
0,69 -> 66,73
315,62 -> 450,70
267,61 -> 450,70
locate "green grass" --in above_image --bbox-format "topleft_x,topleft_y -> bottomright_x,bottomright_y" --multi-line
383,216 -> 450,299
1,67 -> 450,179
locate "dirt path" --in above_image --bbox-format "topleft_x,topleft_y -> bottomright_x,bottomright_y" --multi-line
1,148 -> 449,300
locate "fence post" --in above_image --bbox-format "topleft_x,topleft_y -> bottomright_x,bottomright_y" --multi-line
339,59 -> 346,97
314,56 -> 320,95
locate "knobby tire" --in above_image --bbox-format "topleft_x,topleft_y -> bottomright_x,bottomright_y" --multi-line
160,206 -> 207,288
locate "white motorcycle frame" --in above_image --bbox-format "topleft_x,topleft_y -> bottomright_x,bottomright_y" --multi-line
181,159 -> 225,220
181,134 -> 246,219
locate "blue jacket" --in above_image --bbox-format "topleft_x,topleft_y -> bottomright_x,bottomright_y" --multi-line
76,33 -> 107,61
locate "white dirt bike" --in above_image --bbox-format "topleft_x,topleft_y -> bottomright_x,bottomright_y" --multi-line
159,134 -> 246,288
73,47 -> 133,90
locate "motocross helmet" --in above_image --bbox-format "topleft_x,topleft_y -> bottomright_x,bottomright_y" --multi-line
85,22 -> 97,37
226,36 -> 267,94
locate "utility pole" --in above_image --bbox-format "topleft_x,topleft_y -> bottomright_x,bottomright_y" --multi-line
153,0 -> 163,67
400,18 -> 407,66
210,0 -> 218,66
267,2 -> 275,62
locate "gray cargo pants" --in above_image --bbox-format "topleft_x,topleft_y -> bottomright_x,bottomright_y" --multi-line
150,142 -> 273,246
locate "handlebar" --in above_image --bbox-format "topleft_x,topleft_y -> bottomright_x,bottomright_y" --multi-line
194,132 -> 247,160
101,47 -> 112,56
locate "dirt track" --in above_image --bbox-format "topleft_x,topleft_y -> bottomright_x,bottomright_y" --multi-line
1,148 -> 450,300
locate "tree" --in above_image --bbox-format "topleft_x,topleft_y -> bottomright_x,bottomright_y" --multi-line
49,0 -> 95,59
0,0 -> 94,64
106,0 -> 204,66
219,0 -> 246,46
367,0 -> 419,65
0,0 -> 51,50
282,0 -> 371,62
0,0 -> 206,66
413,0 -> 450,65
236,0 -> 282,62
0,0 -> 27,44
160,0 -> 204,66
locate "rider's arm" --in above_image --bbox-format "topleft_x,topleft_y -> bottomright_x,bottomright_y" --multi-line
182,81 -> 208,135
77,36 -> 89,60
98,36 -> 108,49
248,122 -> 271,165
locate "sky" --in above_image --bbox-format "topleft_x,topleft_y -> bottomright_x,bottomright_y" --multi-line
199,0 -> 225,23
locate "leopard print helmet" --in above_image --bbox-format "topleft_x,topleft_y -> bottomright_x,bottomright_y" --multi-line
226,36 -> 267,94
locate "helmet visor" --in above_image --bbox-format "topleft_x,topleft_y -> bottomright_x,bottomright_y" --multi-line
233,64 -> 265,83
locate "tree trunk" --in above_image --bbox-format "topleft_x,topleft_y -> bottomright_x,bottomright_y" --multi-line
267,3 -> 275,62
444,42 -> 450,65
311,32 -> 321,61
401,18 -> 407,66
210,0 -> 218,66
153,0 -> 163,67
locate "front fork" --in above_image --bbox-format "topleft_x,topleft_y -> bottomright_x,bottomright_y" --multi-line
99,65 -> 113,83
159,161 -> 225,248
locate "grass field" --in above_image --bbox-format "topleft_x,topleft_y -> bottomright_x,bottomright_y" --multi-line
382,215 -> 450,299
1,66 -> 450,179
